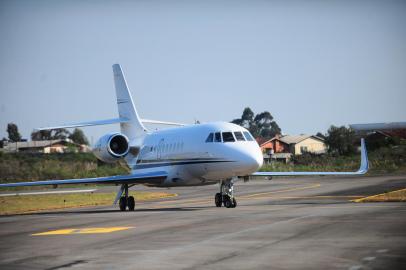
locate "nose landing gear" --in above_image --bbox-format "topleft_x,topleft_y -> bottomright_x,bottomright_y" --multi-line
215,179 -> 237,208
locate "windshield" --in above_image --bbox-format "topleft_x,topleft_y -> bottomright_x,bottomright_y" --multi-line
222,132 -> 235,142
243,131 -> 255,141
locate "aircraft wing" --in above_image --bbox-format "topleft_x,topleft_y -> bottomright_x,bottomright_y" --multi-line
252,139 -> 369,177
0,171 -> 167,188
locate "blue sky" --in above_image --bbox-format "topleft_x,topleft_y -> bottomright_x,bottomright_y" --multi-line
1,0 -> 405,144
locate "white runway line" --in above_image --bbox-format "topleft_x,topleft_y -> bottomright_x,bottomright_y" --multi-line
0,189 -> 97,197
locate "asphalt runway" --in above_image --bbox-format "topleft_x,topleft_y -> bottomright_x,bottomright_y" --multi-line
1,175 -> 405,270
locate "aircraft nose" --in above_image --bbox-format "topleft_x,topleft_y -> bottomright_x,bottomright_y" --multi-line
242,150 -> 263,172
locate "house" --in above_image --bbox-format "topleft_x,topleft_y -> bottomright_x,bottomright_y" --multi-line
258,135 -> 291,163
3,139 -> 90,153
258,135 -> 290,155
279,135 -> 327,155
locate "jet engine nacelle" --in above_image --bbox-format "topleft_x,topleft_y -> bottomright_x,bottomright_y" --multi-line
93,133 -> 130,163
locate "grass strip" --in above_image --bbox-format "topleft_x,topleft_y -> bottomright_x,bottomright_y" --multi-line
353,188 -> 406,203
0,191 -> 176,215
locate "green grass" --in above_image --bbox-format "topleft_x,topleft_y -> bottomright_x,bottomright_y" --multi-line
0,152 -> 130,190
0,191 -> 176,215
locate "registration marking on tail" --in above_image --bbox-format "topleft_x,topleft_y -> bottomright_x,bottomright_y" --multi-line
32,227 -> 134,236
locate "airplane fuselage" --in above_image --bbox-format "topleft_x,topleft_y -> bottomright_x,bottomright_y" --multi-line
128,122 -> 263,187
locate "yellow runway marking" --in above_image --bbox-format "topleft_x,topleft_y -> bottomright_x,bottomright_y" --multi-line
32,227 -> 134,236
271,195 -> 363,199
352,188 -> 406,203
157,198 -> 208,205
240,184 -> 321,199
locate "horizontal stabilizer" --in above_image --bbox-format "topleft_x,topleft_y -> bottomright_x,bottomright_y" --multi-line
0,171 -> 168,188
36,118 -> 130,131
36,118 -> 185,130
141,119 -> 185,126
252,138 -> 369,177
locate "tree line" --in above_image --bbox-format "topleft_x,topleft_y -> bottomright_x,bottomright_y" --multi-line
2,123 -> 89,146
231,107 -> 366,156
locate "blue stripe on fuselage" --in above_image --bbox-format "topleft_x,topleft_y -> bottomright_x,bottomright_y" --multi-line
133,159 -> 234,169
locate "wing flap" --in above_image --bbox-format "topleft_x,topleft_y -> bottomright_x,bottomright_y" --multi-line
253,139 -> 369,177
0,171 -> 167,188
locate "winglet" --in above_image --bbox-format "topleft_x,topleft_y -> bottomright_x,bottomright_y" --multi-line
357,138 -> 369,174
252,138 -> 369,176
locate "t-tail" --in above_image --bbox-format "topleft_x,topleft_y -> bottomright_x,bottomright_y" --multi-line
35,64 -> 184,137
112,64 -> 147,140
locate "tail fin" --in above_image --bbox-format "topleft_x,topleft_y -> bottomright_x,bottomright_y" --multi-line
112,64 -> 147,139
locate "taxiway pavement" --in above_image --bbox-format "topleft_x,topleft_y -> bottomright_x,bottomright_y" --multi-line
1,175 -> 405,270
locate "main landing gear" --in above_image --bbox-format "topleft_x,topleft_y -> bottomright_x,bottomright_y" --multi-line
118,184 -> 135,211
215,179 -> 237,208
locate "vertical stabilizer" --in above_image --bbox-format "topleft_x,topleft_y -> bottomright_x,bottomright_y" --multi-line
112,64 -> 147,139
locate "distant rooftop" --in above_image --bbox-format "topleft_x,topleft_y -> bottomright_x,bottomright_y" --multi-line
279,134 -> 324,144
3,139 -> 83,152
350,122 -> 406,131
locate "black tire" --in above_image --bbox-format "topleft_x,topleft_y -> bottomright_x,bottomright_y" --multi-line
222,195 -> 229,207
232,197 -> 237,208
119,197 -> 127,211
224,197 -> 232,208
127,196 -> 135,211
215,193 -> 222,207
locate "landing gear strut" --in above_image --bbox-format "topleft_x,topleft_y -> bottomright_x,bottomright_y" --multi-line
215,179 -> 237,208
118,184 -> 135,211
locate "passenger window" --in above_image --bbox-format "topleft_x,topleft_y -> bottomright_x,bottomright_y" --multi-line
222,132 -> 235,142
234,131 -> 245,141
206,133 -> 214,143
214,132 -> 222,142
243,131 -> 255,141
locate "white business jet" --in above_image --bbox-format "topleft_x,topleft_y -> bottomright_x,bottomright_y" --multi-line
0,64 -> 369,210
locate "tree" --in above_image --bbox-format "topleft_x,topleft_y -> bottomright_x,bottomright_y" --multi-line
69,128 -> 89,145
254,111 -> 281,138
0,137 -> 6,148
52,128 -> 71,140
231,107 -> 254,128
325,125 -> 356,155
31,128 -> 71,141
231,107 -> 281,139
7,123 -> 22,142
316,132 -> 326,140
31,130 -> 52,141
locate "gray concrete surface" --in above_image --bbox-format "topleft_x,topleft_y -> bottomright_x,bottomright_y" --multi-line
0,175 -> 405,270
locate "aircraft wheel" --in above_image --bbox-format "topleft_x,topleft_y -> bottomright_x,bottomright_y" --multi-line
127,196 -> 135,211
232,197 -> 237,208
119,197 -> 127,211
224,196 -> 232,208
215,193 -> 222,207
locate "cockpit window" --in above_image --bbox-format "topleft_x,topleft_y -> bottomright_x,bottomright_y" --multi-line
214,132 -> 222,142
234,131 -> 245,141
222,132 -> 235,142
206,133 -> 214,143
243,131 -> 255,141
